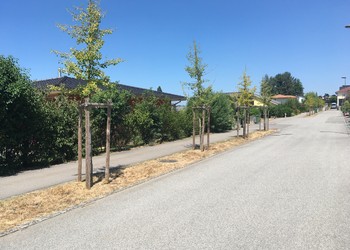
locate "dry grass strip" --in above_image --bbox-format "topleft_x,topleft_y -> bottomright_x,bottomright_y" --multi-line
0,130 -> 275,235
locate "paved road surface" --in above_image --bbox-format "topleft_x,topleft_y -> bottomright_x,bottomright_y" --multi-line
0,121 -> 263,199
1,110 -> 350,249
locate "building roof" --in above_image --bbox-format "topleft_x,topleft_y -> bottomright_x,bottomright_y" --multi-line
225,92 -> 279,105
272,94 -> 297,99
336,86 -> 350,94
33,76 -> 186,102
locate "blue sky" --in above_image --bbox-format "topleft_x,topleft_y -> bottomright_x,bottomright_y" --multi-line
1,0 -> 350,96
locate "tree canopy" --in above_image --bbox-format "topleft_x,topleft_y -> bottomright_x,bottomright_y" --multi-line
183,40 -> 213,106
237,70 -> 256,107
266,72 -> 304,96
53,0 -> 122,97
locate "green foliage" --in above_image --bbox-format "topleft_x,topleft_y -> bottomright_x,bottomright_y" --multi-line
328,95 -> 337,104
266,72 -> 304,96
125,92 -> 189,145
285,99 -> 306,115
249,107 -> 261,117
237,70 -> 256,107
53,0 -> 122,97
341,100 -> 350,113
183,40 -> 213,107
90,84 -> 133,152
304,92 -> 324,113
260,75 -> 272,107
44,95 -> 78,163
1,55 -> 45,174
186,92 -> 234,133
269,105 -> 293,118
210,93 -> 234,132
0,56 -> 78,175
269,98 -> 308,118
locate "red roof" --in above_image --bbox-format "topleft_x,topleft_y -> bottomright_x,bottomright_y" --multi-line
336,86 -> 350,94
272,94 -> 297,99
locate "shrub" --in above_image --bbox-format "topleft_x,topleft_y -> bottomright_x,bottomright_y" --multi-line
210,93 -> 234,132
91,85 -> 133,152
269,104 -> 293,117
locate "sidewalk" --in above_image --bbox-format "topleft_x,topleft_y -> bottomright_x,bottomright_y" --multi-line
0,121 -> 269,200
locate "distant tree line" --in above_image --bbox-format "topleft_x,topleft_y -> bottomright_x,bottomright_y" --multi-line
264,72 -> 304,96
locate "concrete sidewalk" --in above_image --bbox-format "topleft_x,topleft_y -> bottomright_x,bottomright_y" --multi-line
0,121 -> 272,200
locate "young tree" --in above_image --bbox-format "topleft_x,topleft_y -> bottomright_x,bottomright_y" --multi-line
237,70 -> 256,138
183,41 -> 212,150
304,92 -> 318,115
53,0 -> 122,97
260,75 -> 272,130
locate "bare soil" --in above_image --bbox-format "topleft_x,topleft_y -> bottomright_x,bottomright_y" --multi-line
0,130 -> 275,234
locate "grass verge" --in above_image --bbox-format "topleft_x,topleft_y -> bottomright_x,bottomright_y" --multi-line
0,129 -> 275,235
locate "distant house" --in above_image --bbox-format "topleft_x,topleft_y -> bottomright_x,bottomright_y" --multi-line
271,94 -> 297,104
252,94 -> 279,107
33,76 -> 186,105
336,85 -> 350,107
226,92 -> 278,106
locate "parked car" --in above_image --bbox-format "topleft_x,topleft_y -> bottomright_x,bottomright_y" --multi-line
331,103 -> 337,109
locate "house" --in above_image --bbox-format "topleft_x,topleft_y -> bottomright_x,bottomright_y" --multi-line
336,85 -> 350,107
271,94 -> 297,104
252,94 -> 279,107
33,76 -> 186,104
226,92 -> 278,106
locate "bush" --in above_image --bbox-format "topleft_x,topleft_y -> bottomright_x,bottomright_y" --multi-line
91,86 -> 133,152
210,93 -> 234,132
186,93 -> 235,133
342,100 -> 350,113
44,95 -> 78,163
125,92 -> 191,145
269,104 -> 293,118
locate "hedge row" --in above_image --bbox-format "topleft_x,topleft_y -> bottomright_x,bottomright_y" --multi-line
0,56 -> 234,175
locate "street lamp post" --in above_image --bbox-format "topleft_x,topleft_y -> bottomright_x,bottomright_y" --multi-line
342,76 -> 347,85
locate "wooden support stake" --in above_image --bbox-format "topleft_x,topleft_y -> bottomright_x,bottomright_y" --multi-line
207,107 -> 210,149
201,108 -> 205,152
105,101 -> 111,183
192,109 -> 196,149
247,108 -> 250,138
77,107 -> 83,182
236,108 -> 240,137
85,99 -> 93,189
243,107 -> 246,138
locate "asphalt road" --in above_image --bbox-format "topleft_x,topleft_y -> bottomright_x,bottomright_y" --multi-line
1,110 -> 350,249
